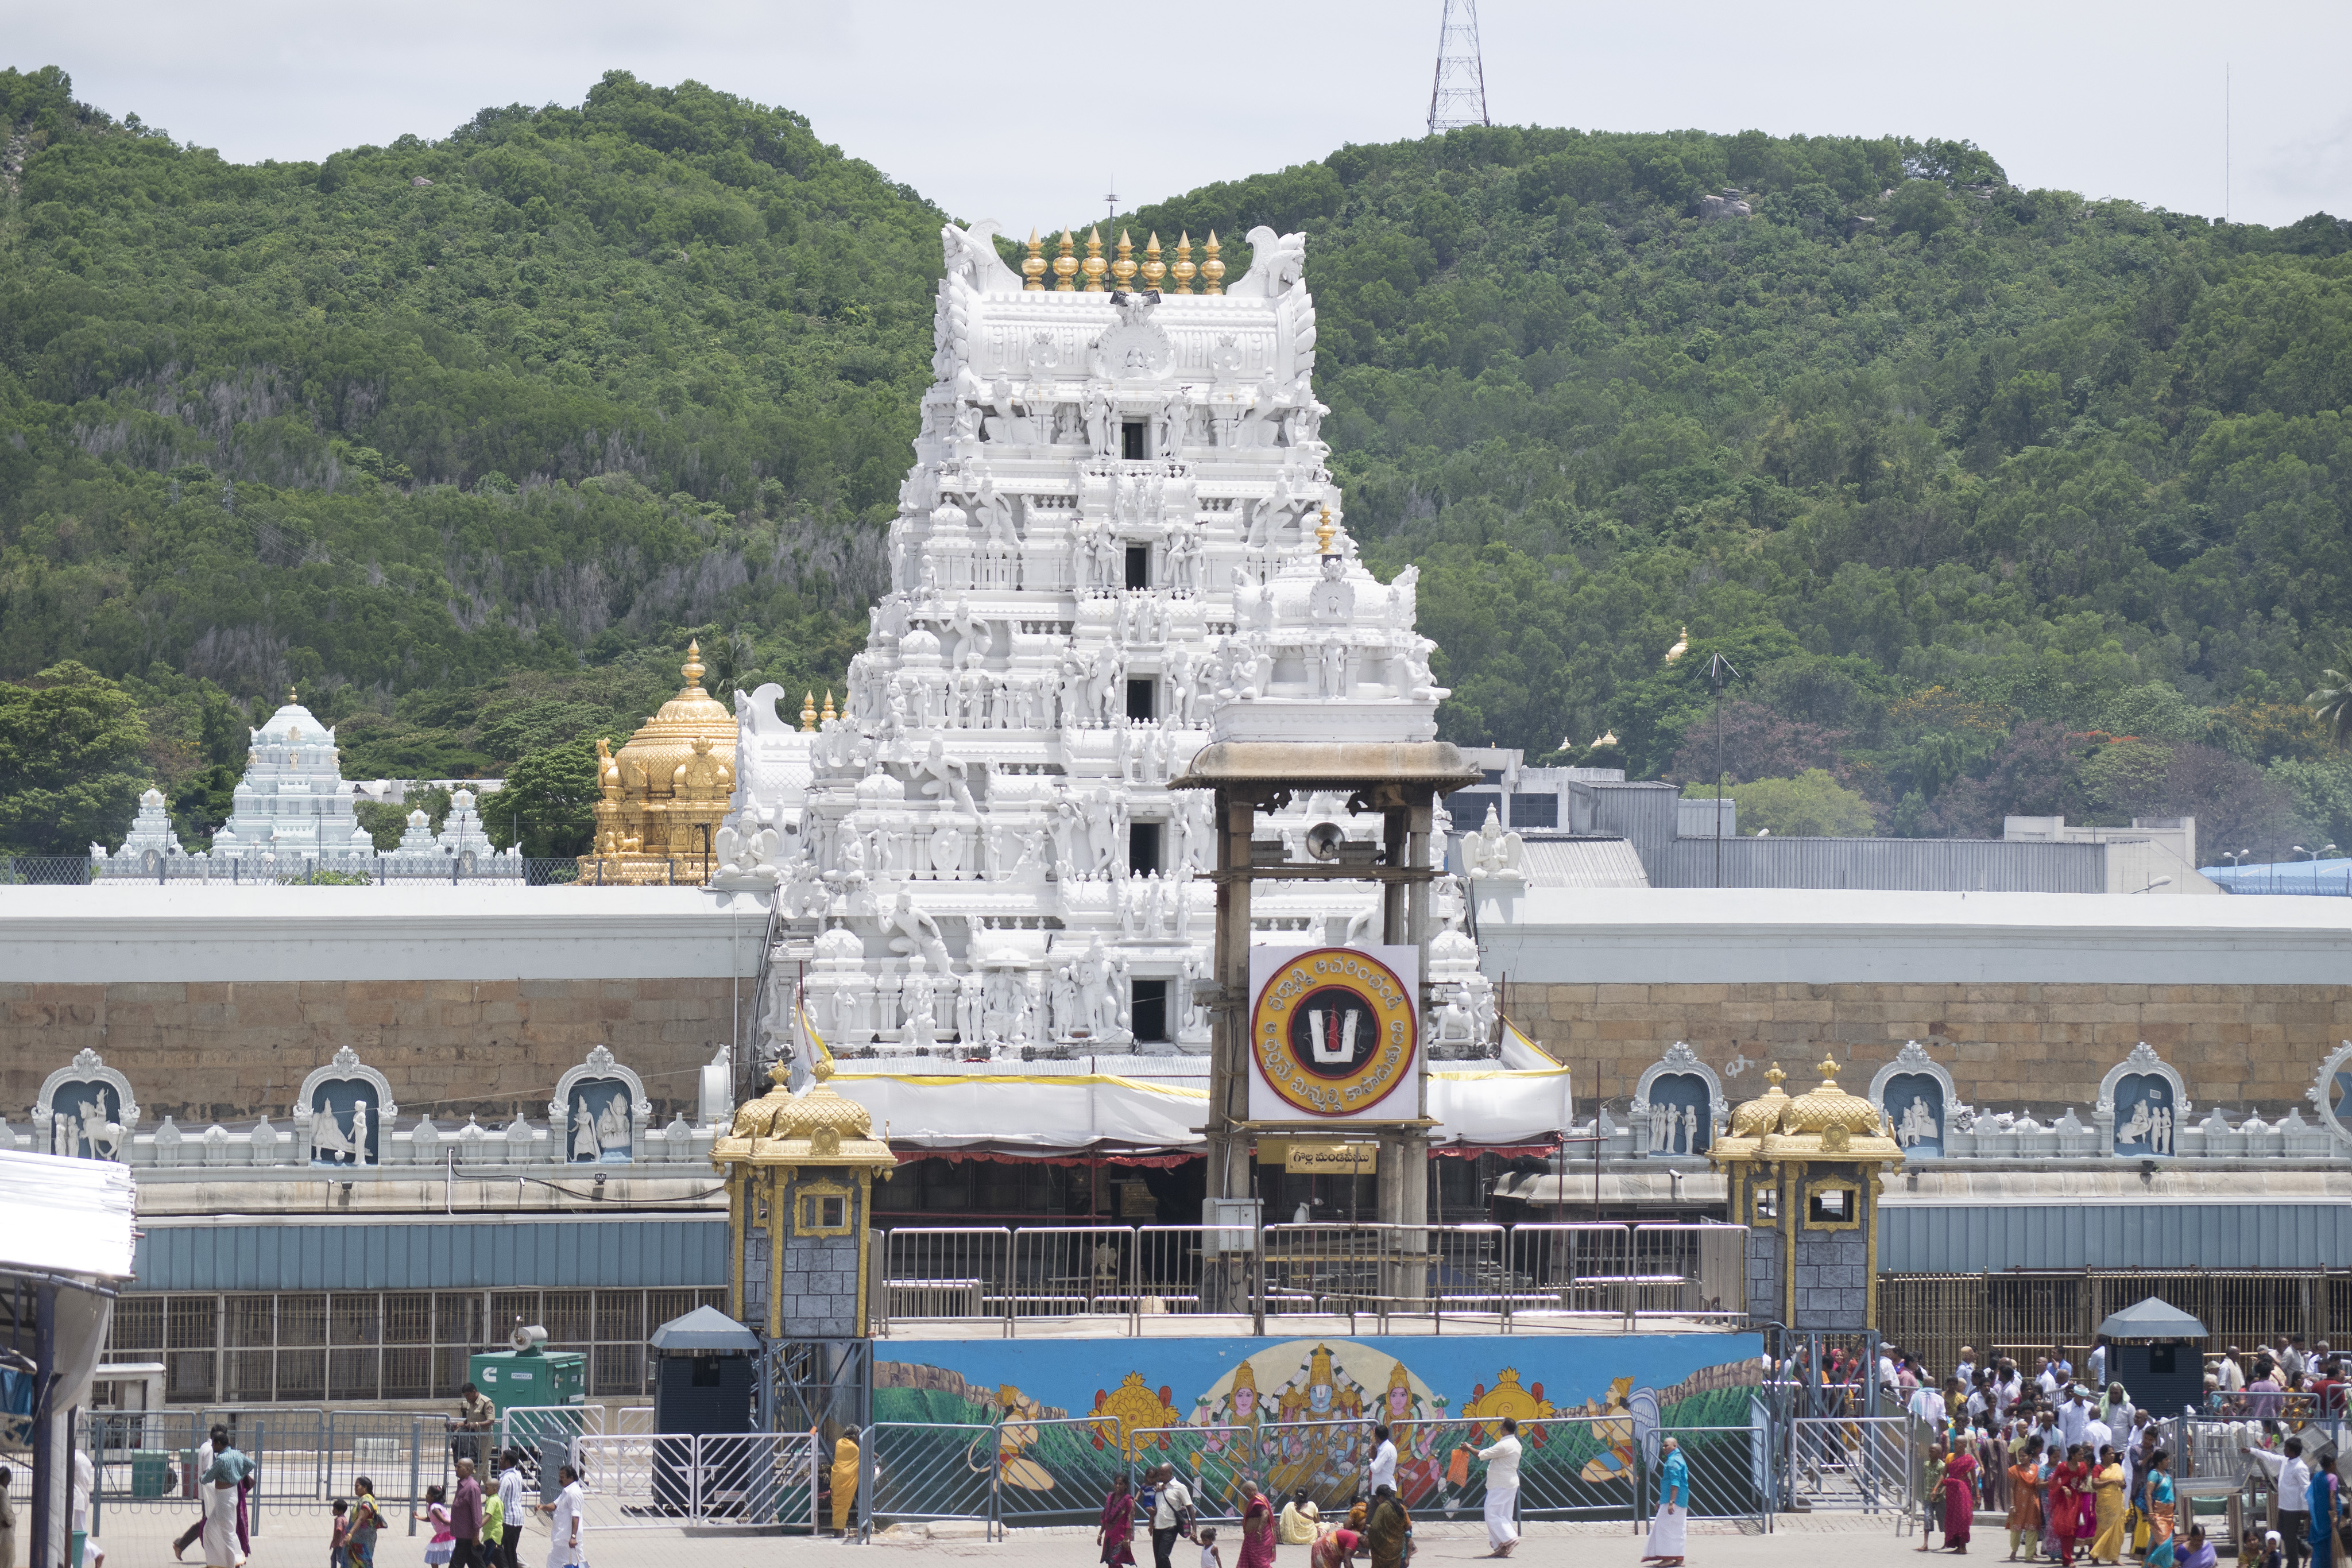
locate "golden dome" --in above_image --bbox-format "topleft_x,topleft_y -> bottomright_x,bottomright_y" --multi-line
1730,1064 -> 1792,1137
610,642 -> 738,802
1781,1056 -> 1882,1136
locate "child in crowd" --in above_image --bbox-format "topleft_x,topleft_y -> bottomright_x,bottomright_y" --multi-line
416,1482 -> 453,1566
328,1499 -> 350,1568
1197,1525 -> 1221,1568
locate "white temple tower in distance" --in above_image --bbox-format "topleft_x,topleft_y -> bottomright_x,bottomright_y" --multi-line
721,222 -> 1471,1064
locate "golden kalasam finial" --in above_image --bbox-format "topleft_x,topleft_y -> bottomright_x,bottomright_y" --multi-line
1053,230 -> 1078,292
1022,228 -> 1046,291
1171,233 -> 1196,294
683,640 -> 706,690
800,691 -> 817,731
1202,231 -> 1225,295
1081,227 -> 1107,292
1817,1055 -> 1842,1083
1765,1063 -> 1786,1089
1316,506 -> 1337,555
1142,233 -> 1166,292
822,690 -> 837,724
1111,230 -> 1136,293
288,686 -> 299,705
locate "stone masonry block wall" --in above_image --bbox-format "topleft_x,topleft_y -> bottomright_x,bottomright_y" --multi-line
0,977 -> 743,1126
1522,981 -> 2351,1110
780,1234 -> 862,1338
1790,1229 -> 1869,1330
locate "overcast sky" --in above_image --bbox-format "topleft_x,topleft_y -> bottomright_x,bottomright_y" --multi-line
11,0 -> 2348,231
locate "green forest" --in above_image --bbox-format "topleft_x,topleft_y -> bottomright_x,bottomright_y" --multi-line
3,63 -> 2351,858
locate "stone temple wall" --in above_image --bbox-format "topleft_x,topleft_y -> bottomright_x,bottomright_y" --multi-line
0,976 -> 743,1127
1522,979 -> 2352,1112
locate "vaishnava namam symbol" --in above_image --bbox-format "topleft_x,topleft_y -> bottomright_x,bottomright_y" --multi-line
1296,988 -> 1375,1072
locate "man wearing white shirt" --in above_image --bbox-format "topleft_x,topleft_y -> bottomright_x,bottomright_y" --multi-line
2085,1411 -> 2113,1457
2057,1387 -> 2091,1449
1477,1416 -> 1522,1558
2087,1339 -> 2108,1391
2219,1348 -> 2247,1394
2246,1435 -> 2311,1568
1908,1381 -> 1944,1431
2034,1357 -> 2061,1400
1368,1426 -> 1398,1495
537,1462 -> 583,1568
1956,1348 -> 1978,1388
496,1449 -> 527,1568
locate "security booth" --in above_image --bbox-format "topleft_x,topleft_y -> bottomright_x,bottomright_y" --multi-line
2096,1296 -> 2210,1416
648,1305 -> 760,1513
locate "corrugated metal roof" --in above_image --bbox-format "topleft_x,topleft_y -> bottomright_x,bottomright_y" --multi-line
1879,1203 -> 2352,1272
1655,836 -> 2103,893
131,1218 -> 730,1292
2208,858 -> 2352,896
1519,837 -> 1652,889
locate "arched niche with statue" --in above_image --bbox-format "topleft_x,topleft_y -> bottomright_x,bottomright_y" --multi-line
1868,1040 -> 1956,1159
551,1044 -> 651,1164
2096,1042 -> 2190,1159
296,1046 -> 396,1167
34,1048 -> 140,1161
1631,1041 -> 1724,1157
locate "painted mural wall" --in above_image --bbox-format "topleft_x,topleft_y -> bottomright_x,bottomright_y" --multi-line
872,1333 -> 1763,1526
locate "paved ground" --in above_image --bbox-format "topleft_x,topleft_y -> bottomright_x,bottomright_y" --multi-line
84,1505 -> 1922,1567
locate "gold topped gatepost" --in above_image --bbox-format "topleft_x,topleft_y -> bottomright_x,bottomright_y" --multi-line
1711,1056 -> 1903,1333
712,1064 -> 896,1339
576,642 -> 739,885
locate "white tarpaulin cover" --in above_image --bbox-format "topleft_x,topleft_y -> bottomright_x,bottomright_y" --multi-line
0,1146 -> 137,1281
831,1063 -> 1574,1156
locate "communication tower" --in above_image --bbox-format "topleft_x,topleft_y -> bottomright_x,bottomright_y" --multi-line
1426,0 -> 1491,135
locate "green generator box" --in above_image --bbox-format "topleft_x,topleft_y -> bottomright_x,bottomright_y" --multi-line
466,1348 -> 586,1415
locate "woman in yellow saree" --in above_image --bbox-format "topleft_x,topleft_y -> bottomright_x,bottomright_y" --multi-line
2090,1447 -> 2127,1565
830,1426 -> 862,1536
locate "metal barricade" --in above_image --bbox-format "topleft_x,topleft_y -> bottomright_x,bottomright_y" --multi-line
994,1413 -> 1136,1530
1650,1423 -> 1773,1527
1008,1226 -> 1135,1325
1132,1225 -> 1245,1324
84,1410 -> 208,1533
869,1419 -> 1004,1534
613,1406 -> 658,1438
1506,1222 -> 1635,1329
1631,1224 -> 1751,1325
570,1431 -> 820,1531
1785,1413 -> 1916,1515
877,1226 -> 1012,1335
1128,1419 -> 1374,1521
323,1411 -> 444,1523
497,1403 -> 604,1458
571,1431 -> 677,1528
698,1432 -> 818,1528
216,1406 -> 333,1522
1261,1224 -> 1386,1327
1513,1412 -> 1640,1521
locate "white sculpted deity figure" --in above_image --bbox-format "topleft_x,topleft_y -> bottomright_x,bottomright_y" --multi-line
1082,383 -> 1117,458
1464,807 -> 1524,881
887,889 -> 956,976
911,737 -> 977,814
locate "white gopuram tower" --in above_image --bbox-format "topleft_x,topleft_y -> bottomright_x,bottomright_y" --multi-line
210,692 -> 376,868
726,222 -> 1464,1064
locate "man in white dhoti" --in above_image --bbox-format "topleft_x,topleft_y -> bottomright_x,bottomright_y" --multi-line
1477,1415 -> 1522,1557
200,1431 -> 253,1567
72,1448 -> 106,1568
1644,1435 -> 1689,1566
537,1462 -> 583,1568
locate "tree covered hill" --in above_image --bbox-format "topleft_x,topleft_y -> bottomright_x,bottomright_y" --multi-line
5,64 -> 2352,858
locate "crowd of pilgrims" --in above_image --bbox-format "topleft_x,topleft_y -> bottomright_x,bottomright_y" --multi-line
1783,1337 -> 2352,1566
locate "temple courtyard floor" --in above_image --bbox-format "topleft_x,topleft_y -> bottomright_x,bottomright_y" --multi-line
87,1505 -> 1932,1565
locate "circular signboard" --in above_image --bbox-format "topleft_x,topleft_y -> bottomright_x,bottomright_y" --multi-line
1250,947 -> 1417,1117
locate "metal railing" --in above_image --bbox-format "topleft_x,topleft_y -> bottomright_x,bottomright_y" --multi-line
1782,1413 -> 1917,1515
873,1220 -> 1747,1337
569,1431 -> 818,1531
869,1420 -> 1007,1534
83,1408 -> 453,1537
1653,1423 -> 1773,1527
